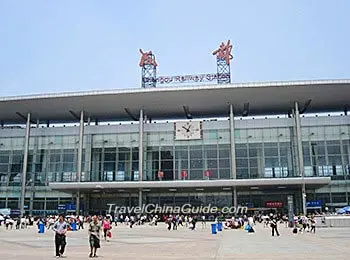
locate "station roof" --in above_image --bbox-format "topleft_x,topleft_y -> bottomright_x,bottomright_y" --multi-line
0,79 -> 349,123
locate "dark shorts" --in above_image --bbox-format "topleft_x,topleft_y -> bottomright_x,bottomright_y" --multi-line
89,235 -> 100,248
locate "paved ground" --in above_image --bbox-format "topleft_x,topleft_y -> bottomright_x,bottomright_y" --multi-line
0,223 -> 349,259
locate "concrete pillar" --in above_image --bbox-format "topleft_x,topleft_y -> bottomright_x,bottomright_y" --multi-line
29,184 -> 34,216
294,102 -> 306,215
233,187 -> 238,208
76,111 -> 84,215
20,113 -> 31,217
229,104 -> 237,207
138,109 -> 144,181
229,104 -> 237,179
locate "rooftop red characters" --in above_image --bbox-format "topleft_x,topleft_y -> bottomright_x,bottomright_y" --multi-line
212,40 -> 233,65
139,49 -> 158,67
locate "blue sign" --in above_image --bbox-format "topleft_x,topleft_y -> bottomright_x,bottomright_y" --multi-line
10,209 -> 21,215
66,204 -> 76,211
306,200 -> 322,208
57,204 -> 67,210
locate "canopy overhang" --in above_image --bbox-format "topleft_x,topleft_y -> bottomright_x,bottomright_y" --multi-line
49,177 -> 331,192
0,79 -> 349,123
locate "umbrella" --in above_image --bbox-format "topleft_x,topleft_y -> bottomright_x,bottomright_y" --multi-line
337,208 -> 346,214
342,206 -> 350,212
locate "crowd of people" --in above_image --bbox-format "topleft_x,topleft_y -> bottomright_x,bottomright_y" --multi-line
0,211 -> 321,258
223,213 -> 318,236
0,215 -> 34,230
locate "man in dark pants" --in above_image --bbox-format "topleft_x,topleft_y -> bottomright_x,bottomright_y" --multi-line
53,214 -> 68,258
310,217 -> 316,233
270,217 -> 280,236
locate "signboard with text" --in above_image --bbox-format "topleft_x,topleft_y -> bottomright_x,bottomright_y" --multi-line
306,200 -> 322,208
265,201 -> 283,208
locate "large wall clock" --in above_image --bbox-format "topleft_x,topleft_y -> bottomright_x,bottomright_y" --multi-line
174,121 -> 202,140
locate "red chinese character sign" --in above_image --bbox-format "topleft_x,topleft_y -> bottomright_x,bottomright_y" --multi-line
139,49 -> 157,88
139,49 -> 158,67
212,40 -> 233,84
212,40 -> 233,65
138,40 -> 234,88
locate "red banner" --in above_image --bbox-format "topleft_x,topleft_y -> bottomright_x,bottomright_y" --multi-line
204,170 -> 213,177
157,171 -> 164,178
265,201 -> 283,208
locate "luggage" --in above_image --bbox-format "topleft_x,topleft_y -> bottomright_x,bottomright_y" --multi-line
248,227 -> 255,233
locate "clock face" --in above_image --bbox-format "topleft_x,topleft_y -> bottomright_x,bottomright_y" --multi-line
174,121 -> 202,140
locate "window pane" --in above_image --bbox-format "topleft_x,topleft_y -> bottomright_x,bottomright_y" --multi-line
236,148 -> 247,158
327,145 -> 341,155
219,159 -> 230,168
219,149 -> 230,158
0,155 -> 9,164
190,150 -> 202,159
236,159 -> 248,168
264,147 -> 278,157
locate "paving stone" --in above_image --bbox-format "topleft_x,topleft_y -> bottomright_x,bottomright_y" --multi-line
0,223 -> 348,259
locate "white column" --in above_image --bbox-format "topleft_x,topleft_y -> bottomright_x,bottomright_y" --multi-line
138,109 -> 144,207
76,111 -> 84,215
295,102 -> 306,215
20,113 -> 31,216
229,104 -> 237,207
138,109 -> 144,181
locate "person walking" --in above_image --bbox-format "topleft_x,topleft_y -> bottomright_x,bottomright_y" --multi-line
130,215 -> 135,228
270,217 -> 280,237
310,217 -> 316,233
201,215 -> 206,229
78,215 -> 84,230
88,215 -> 102,258
103,217 -> 111,241
191,216 -> 197,231
167,215 -> 172,231
52,214 -> 68,258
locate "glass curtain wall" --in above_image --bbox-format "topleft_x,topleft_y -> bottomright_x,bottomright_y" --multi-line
2,121 -> 348,186
28,135 -> 80,184
90,133 -> 139,182
0,136 -> 25,186
302,125 -> 350,179
235,127 -> 296,179
144,128 -> 231,181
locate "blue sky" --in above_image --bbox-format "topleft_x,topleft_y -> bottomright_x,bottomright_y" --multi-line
0,0 -> 349,96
